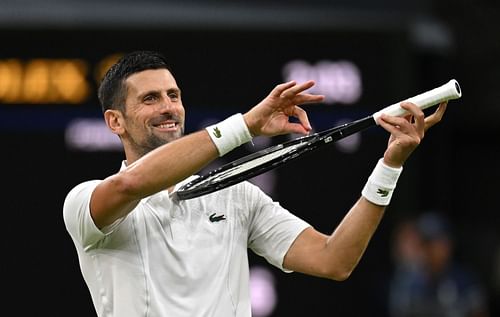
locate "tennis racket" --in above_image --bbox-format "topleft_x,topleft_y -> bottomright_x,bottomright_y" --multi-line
176,79 -> 462,200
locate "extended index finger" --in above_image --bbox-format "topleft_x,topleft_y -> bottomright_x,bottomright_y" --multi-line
270,80 -> 297,97
293,93 -> 325,105
280,80 -> 316,98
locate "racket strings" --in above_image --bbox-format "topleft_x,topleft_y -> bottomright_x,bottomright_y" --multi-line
186,142 -> 306,189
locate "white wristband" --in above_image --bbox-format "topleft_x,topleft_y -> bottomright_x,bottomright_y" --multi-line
206,113 -> 253,156
361,158 -> 403,206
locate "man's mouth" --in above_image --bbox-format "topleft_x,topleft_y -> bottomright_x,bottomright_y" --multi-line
157,122 -> 176,129
154,121 -> 178,131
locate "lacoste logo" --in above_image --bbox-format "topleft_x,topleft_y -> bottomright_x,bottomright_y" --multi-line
212,127 -> 222,138
209,212 -> 226,222
377,188 -> 389,197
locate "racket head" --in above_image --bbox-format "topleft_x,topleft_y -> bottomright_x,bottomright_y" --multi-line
175,132 -> 319,200
175,117 -> 372,200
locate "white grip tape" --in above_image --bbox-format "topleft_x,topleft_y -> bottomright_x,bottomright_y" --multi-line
372,79 -> 461,124
206,113 -> 253,156
361,158 -> 403,206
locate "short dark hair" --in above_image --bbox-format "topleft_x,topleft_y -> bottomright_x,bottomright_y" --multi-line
97,50 -> 172,112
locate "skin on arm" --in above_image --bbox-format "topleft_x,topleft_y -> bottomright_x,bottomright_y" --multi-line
283,101 -> 448,280
90,79 -> 324,229
90,129 -> 220,228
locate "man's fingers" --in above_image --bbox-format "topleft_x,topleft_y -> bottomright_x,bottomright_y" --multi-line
291,106 -> 312,132
378,109 -> 422,140
293,93 -> 325,105
271,80 -> 297,97
400,102 -> 425,135
271,80 -> 324,106
280,80 -> 316,98
424,102 -> 447,131
378,115 -> 407,135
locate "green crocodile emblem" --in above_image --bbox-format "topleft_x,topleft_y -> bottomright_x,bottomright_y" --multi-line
212,127 -> 222,138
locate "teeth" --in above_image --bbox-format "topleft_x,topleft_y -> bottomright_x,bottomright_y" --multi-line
158,123 -> 176,128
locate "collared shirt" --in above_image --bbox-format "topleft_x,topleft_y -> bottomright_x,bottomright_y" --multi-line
63,162 -> 310,317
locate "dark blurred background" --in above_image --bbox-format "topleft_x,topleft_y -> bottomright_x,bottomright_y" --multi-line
1,0 -> 499,316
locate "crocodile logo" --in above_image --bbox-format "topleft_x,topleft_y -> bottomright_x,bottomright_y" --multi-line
377,188 -> 389,197
212,127 -> 222,138
209,213 -> 226,222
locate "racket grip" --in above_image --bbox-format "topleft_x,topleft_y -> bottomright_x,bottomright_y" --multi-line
373,79 -> 462,124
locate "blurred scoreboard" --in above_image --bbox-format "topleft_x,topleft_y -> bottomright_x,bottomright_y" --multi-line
0,28 -> 414,131
0,54 -> 119,104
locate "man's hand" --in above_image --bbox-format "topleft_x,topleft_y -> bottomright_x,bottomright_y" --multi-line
378,101 -> 448,168
243,80 -> 325,137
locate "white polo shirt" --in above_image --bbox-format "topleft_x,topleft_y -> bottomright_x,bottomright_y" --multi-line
63,164 -> 311,317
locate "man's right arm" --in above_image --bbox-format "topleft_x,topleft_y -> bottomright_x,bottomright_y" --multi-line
90,129 -> 218,228
90,80 -> 324,229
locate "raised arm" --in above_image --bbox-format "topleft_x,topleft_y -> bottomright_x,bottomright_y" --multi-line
283,101 -> 447,280
90,80 -> 324,228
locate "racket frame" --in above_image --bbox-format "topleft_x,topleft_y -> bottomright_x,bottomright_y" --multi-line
176,79 -> 462,200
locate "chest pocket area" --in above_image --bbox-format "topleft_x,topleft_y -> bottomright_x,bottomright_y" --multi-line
168,203 -> 232,251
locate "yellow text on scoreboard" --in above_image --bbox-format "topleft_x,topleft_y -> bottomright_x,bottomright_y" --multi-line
0,58 -> 91,104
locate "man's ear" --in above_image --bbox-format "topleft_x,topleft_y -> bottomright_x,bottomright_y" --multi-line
104,109 -> 125,135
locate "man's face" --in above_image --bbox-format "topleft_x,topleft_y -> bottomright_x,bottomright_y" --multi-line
121,68 -> 185,157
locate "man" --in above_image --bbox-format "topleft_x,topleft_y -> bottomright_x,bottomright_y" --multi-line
63,50 -> 447,316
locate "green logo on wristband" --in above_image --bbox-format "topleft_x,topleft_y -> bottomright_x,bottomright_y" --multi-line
212,127 -> 222,138
377,188 -> 389,197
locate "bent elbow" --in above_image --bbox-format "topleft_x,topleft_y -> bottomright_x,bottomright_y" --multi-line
330,270 -> 352,282
112,170 -> 148,199
323,266 -> 354,282
333,269 -> 353,281
91,174 -> 143,228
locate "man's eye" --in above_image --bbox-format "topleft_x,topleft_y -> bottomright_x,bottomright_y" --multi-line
168,93 -> 178,100
144,95 -> 157,103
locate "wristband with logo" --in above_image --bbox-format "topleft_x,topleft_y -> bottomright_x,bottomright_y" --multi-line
361,158 -> 403,206
206,113 -> 253,156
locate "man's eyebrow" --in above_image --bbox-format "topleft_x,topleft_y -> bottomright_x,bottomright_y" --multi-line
167,87 -> 181,95
136,87 -> 181,100
137,89 -> 161,100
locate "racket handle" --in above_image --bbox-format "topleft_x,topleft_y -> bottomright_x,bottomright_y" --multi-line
373,79 -> 462,124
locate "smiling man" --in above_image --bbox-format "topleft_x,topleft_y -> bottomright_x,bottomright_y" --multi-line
63,50 -> 447,317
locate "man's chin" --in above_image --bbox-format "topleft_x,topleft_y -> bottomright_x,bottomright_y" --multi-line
161,131 -> 183,143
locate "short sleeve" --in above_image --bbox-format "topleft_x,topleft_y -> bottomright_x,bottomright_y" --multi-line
63,180 -> 107,250
246,183 -> 311,272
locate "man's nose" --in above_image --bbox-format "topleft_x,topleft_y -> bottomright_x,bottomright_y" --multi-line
158,96 -> 174,111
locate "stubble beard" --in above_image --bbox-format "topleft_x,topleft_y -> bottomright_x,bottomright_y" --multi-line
131,125 -> 185,158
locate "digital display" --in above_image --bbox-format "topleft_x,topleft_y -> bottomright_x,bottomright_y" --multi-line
0,57 -> 90,104
0,28 -> 414,132
0,54 -> 121,104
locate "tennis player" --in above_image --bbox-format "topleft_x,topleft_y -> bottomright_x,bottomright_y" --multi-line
63,50 -> 447,317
